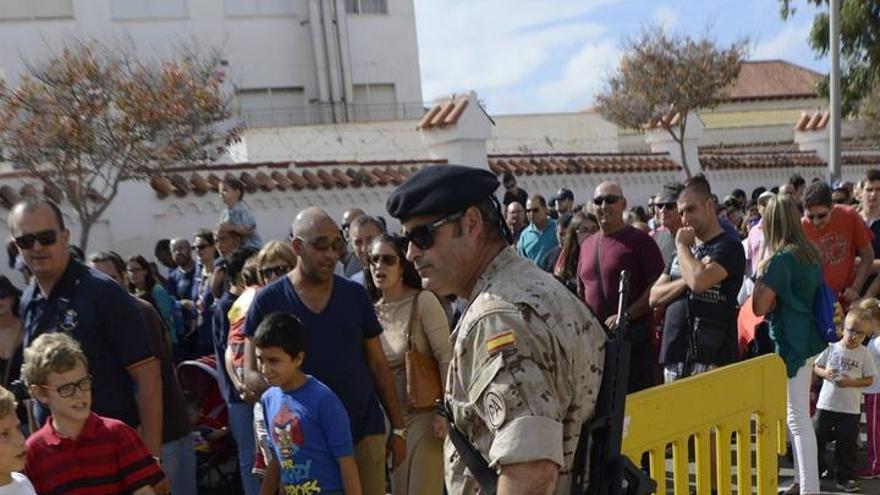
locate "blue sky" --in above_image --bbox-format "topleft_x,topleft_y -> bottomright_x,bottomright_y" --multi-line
414,0 -> 828,115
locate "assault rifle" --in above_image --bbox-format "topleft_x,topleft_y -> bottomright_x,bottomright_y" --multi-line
571,270 -> 657,495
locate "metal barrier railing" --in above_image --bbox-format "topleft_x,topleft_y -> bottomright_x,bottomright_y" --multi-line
621,355 -> 787,495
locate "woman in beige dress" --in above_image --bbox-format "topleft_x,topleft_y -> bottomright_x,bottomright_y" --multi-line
365,234 -> 452,495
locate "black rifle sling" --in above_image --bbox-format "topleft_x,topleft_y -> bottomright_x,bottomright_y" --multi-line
440,401 -> 498,494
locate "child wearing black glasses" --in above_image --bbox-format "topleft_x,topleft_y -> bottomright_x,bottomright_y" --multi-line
22,333 -> 164,495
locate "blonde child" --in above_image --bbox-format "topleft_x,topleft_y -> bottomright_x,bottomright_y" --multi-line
0,385 -> 34,494
22,333 -> 164,495
814,305 -> 878,492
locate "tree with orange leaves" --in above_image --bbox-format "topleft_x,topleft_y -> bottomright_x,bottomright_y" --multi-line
0,40 -> 238,250
596,28 -> 747,178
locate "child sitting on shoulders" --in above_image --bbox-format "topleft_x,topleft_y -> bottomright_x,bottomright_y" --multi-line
814,305 -> 878,492
22,333 -> 164,495
254,312 -> 361,495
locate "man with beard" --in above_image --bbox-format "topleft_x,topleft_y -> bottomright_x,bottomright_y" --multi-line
578,181 -> 664,392
167,237 -> 201,356
241,208 -> 404,495
387,165 -> 605,495
650,175 -> 745,383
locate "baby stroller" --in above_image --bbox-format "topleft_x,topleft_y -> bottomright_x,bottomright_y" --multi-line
176,356 -> 240,493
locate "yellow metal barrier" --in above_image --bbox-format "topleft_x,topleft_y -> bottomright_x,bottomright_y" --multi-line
621,355 -> 788,495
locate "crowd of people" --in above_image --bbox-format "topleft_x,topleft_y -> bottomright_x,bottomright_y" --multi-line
0,166 -> 877,495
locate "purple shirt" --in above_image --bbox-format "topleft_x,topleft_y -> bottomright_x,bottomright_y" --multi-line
577,225 -> 664,321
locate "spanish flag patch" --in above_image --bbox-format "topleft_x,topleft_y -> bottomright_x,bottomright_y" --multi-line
486,331 -> 516,355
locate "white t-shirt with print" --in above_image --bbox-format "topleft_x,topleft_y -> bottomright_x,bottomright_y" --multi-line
816,342 -> 878,414
0,473 -> 37,495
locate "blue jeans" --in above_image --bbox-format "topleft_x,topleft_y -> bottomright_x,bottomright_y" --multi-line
161,435 -> 197,495
228,401 -> 261,495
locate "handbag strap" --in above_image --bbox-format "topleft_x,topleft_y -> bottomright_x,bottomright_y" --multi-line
405,291 -> 421,351
592,236 -> 610,317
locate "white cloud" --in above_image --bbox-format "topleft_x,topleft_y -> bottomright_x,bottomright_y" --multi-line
415,0 -> 620,112
533,39 -> 621,112
652,5 -> 678,29
753,22 -> 812,61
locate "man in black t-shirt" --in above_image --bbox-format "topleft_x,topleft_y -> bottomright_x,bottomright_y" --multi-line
649,175 -> 745,383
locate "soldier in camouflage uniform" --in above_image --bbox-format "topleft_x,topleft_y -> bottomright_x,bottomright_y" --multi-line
386,165 -> 606,495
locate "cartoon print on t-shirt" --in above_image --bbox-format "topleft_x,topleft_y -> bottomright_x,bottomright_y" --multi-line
816,231 -> 850,267
272,402 -> 322,494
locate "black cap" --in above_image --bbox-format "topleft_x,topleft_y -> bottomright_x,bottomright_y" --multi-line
386,165 -> 500,221
557,188 -> 574,202
656,183 -> 684,204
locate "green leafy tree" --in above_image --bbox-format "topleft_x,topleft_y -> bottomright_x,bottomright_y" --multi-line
0,40 -> 238,250
596,28 -> 747,178
779,0 -> 880,116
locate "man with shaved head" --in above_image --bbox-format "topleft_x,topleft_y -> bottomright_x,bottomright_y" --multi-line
578,181 -> 664,392
505,201 -> 527,244
242,207 -> 405,495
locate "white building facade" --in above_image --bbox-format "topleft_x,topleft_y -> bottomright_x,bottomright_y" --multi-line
0,0 -> 424,127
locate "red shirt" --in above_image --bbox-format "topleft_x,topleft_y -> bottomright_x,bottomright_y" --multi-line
25,412 -> 164,495
801,204 -> 874,295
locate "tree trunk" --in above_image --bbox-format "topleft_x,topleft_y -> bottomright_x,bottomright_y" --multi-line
78,218 -> 92,253
678,135 -> 692,179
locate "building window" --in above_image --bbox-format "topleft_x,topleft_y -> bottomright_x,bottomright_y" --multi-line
224,0 -> 297,17
110,0 -> 188,20
352,83 -> 398,120
237,87 -> 307,127
0,0 -> 73,20
345,0 -> 387,14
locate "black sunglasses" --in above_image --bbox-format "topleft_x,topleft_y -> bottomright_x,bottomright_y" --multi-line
260,265 -> 289,280
296,236 -> 345,252
402,211 -> 464,250
592,195 -> 622,206
42,375 -> 92,398
658,202 -> 677,211
192,243 -> 211,251
369,254 -> 399,267
14,229 -> 58,250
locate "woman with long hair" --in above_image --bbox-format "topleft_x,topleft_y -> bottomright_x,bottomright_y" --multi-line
365,234 -> 451,495
554,212 -> 598,292
127,254 -> 177,346
753,195 -> 826,495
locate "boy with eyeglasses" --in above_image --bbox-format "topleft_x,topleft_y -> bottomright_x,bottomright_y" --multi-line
22,333 -> 164,495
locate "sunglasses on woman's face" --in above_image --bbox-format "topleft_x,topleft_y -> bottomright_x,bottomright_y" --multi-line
369,254 -> 399,267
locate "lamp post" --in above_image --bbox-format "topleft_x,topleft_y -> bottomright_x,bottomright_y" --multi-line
829,0 -> 841,181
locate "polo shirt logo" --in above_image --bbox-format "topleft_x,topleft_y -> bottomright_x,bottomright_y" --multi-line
59,307 -> 78,333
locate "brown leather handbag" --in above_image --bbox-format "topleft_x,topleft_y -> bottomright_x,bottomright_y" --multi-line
404,291 -> 443,411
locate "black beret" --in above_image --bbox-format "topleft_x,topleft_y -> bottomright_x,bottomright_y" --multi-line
386,164 -> 500,221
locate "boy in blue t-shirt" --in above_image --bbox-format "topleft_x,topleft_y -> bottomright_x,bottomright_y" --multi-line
254,312 -> 361,495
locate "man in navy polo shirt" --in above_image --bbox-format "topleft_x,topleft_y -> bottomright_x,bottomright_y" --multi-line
241,207 -> 405,495
8,199 -> 164,459
168,237 -> 201,357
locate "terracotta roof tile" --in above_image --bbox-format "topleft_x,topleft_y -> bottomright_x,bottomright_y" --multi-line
699,151 -> 825,170
843,153 -> 880,166
488,153 -> 680,176
270,171 -> 291,191
723,60 -> 821,101
301,170 -> 322,190
418,95 -> 470,130
332,169 -> 354,188
254,172 -> 276,192
286,171 -> 307,190
206,174 -> 222,191
190,173 -> 211,195
168,174 -> 189,196
150,176 -> 175,199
